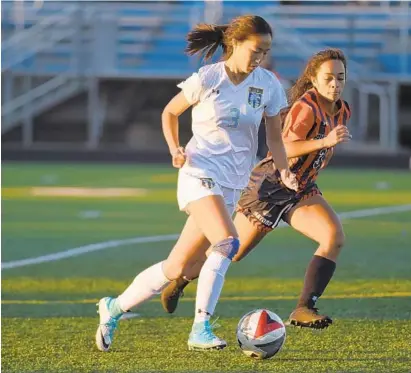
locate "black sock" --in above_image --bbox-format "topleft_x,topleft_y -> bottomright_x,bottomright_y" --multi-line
178,276 -> 191,289
297,255 -> 336,309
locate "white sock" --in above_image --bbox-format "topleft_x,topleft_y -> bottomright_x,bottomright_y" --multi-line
117,261 -> 170,312
194,252 -> 231,323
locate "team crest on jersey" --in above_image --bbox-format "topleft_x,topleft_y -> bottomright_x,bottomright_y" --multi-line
200,178 -> 215,190
248,87 -> 263,109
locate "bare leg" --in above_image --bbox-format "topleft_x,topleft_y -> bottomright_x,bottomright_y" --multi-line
286,194 -> 344,328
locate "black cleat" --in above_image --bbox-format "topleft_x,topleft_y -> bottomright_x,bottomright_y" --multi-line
286,307 -> 332,329
161,277 -> 190,314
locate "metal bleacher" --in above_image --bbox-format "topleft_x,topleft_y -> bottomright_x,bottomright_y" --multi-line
2,1 -> 410,79
1,0 -> 410,150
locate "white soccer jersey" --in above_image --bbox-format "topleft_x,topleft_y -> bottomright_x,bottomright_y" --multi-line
178,61 -> 287,189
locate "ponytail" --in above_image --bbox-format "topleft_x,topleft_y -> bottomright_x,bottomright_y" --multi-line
185,24 -> 228,61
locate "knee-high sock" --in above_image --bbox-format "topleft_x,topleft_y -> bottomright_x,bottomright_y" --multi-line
117,261 -> 170,312
297,255 -> 336,308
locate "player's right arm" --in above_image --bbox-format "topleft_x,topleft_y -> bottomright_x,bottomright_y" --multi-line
162,92 -> 192,169
162,71 -> 204,168
283,102 -> 350,158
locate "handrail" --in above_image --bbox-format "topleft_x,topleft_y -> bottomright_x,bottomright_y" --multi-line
1,5 -> 80,72
2,5 -> 78,49
2,75 -> 70,115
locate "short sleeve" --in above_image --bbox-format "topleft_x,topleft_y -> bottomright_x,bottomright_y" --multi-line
264,79 -> 288,117
177,72 -> 203,105
282,102 -> 315,142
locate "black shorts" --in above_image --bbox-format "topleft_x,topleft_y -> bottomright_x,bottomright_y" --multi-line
237,179 -> 321,233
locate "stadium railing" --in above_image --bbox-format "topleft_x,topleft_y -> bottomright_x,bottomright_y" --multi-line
1,1 -> 410,151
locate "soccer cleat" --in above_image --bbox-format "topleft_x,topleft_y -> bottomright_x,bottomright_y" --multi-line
161,277 -> 190,314
95,297 -> 123,352
188,320 -> 227,351
286,307 -> 332,329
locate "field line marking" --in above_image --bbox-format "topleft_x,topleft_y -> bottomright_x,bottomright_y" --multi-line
1,235 -> 179,270
2,291 -> 411,305
2,204 -> 411,270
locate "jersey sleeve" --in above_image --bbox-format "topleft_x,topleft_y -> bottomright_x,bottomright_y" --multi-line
264,77 -> 288,117
177,72 -> 203,105
282,101 -> 315,142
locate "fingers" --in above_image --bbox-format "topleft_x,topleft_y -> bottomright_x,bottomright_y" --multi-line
334,125 -> 352,144
172,154 -> 186,168
286,182 -> 299,191
288,178 -> 299,191
281,170 -> 299,191
335,126 -> 349,136
341,133 -> 352,142
284,181 -> 299,192
171,147 -> 186,168
337,132 -> 352,143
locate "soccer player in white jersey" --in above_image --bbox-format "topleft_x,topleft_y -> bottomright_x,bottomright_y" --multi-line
95,15 -> 298,353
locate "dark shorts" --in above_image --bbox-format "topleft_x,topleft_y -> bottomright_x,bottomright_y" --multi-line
237,179 -> 321,233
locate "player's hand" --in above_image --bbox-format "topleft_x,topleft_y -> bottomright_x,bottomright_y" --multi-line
171,147 -> 186,168
324,125 -> 352,148
280,169 -> 299,191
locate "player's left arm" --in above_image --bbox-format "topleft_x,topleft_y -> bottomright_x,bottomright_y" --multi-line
264,76 -> 290,171
265,114 -> 298,191
265,114 -> 289,172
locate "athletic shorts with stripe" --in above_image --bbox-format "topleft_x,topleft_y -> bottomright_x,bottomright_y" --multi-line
236,158 -> 321,233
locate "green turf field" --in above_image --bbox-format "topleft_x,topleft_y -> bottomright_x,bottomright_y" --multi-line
2,163 -> 411,373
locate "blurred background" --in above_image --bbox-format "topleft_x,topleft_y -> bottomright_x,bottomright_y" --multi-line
2,3 -> 411,372
1,0 -> 411,167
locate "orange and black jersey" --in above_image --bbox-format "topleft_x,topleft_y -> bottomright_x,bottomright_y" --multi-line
282,88 -> 351,190
246,89 -> 351,195
238,89 -> 351,231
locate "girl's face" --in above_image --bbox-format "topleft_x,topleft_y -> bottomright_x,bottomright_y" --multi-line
312,59 -> 346,102
232,34 -> 272,73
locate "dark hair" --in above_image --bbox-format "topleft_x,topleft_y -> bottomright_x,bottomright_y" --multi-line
280,48 -> 347,123
288,48 -> 347,107
185,15 -> 272,61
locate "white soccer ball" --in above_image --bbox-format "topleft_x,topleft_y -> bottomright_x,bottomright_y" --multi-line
237,308 -> 286,360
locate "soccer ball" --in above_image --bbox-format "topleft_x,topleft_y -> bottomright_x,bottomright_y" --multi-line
237,309 -> 286,360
